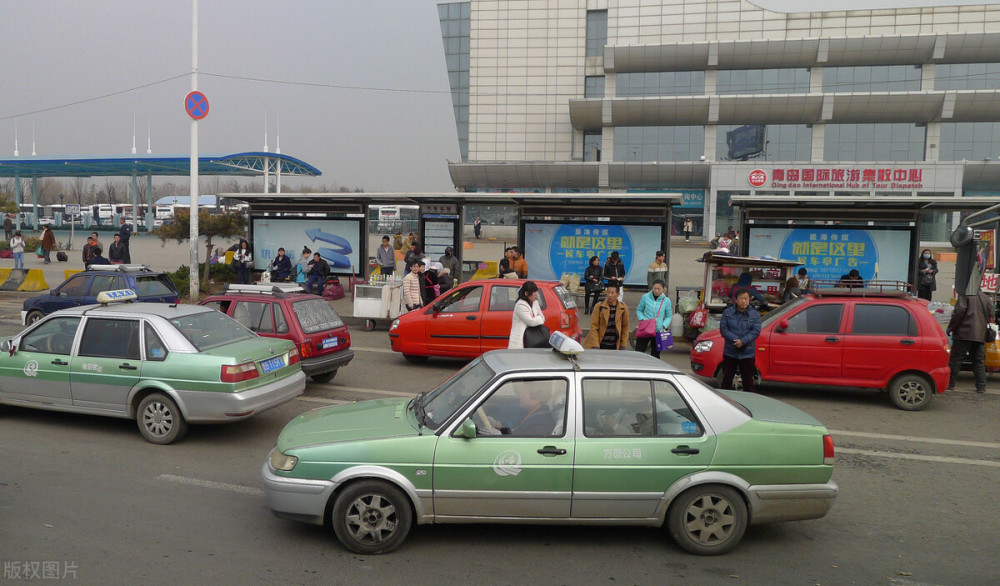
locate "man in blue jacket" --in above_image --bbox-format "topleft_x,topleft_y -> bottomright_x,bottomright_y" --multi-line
720,288 -> 762,393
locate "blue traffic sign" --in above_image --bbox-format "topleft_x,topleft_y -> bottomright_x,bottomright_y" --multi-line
185,91 -> 209,120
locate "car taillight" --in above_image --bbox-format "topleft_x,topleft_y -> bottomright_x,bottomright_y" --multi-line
823,434 -> 835,465
287,345 -> 300,365
299,340 -> 314,359
560,309 -> 569,329
221,361 -> 259,383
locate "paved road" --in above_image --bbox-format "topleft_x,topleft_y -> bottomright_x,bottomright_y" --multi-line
3,320 -> 999,585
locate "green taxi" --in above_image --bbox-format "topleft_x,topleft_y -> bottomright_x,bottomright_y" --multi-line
0,290 -> 306,444
262,346 -> 838,555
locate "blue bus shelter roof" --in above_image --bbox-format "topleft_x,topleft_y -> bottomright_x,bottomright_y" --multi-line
0,152 -> 321,179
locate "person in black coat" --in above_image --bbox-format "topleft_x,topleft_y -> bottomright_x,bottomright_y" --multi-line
603,251 -> 625,290
917,249 -> 938,301
306,253 -> 330,295
270,247 -> 293,281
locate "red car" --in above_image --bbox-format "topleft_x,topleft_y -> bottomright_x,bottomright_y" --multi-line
200,284 -> 354,383
689,289 -> 951,411
389,279 -> 581,361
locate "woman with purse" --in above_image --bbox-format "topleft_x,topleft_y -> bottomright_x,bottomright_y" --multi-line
583,255 -> 604,314
634,279 -> 672,358
233,239 -> 253,284
917,249 -> 938,301
509,281 -> 546,349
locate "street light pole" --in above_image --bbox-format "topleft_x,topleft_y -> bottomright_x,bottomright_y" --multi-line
189,0 -> 200,299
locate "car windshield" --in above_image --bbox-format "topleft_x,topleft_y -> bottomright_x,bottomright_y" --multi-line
292,298 -> 345,333
421,358 -> 495,430
760,295 -> 808,325
168,310 -> 256,351
135,275 -> 177,296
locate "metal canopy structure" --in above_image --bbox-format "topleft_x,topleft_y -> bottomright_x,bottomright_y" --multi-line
0,152 -> 321,179
730,195 -> 999,223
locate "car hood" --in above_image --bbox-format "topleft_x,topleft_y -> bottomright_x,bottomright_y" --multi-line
277,398 -> 417,450
717,390 -> 826,428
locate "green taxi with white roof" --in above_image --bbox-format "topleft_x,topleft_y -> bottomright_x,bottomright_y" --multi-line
0,290 -> 306,444
262,334 -> 838,555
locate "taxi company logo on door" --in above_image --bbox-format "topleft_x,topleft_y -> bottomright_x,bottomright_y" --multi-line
23,360 -> 38,377
748,169 -> 767,187
493,450 -> 522,476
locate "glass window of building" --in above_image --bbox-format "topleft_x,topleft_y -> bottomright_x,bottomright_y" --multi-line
616,71 -> 706,97
939,122 -> 1000,161
613,127 -> 705,162
822,65 -> 922,92
585,10 -> 608,58
716,69 -> 810,95
716,124 -> 812,161
585,76 -> 605,98
934,63 -> 1000,91
583,131 -> 602,162
824,124 -> 925,161
438,2 -> 471,162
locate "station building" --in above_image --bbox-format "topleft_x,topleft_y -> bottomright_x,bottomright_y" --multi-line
437,0 -> 1000,245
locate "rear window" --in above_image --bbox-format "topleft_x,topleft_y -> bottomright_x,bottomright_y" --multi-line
291,298 -> 345,334
552,285 -> 577,310
135,275 -> 177,297
168,310 -> 256,351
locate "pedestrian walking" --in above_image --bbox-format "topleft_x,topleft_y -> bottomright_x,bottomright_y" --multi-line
947,290 -> 994,393
509,280 -> 545,349
603,251 -> 625,290
917,249 -> 938,301
474,217 -> 482,239
376,236 -> 396,277
583,284 -> 629,350
583,255 -> 604,314
233,239 -> 253,285
719,288 -> 762,393
10,230 -> 25,270
3,214 -> 13,242
683,218 -> 693,242
634,279 -> 671,358
403,259 -> 424,311
118,217 -> 133,263
646,250 -> 667,291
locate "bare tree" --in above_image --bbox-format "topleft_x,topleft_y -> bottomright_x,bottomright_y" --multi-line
70,177 -> 87,205
103,177 -> 120,205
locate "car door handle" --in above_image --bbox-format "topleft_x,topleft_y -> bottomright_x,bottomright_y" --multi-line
824,337 -> 839,343
119,363 -> 138,371
51,359 -> 68,366
466,315 -> 477,320
537,447 -> 567,456
900,339 -> 915,345
671,446 -> 700,455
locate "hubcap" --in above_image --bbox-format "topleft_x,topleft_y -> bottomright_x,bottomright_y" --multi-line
684,494 -> 736,545
345,493 -> 398,545
142,401 -> 173,437
898,381 -> 926,405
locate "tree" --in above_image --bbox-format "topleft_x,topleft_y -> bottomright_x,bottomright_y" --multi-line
155,208 -> 247,294
70,177 -> 88,205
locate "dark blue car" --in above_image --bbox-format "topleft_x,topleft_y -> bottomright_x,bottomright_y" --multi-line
21,265 -> 179,325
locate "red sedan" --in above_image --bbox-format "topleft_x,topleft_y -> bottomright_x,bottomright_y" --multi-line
389,279 -> 581,361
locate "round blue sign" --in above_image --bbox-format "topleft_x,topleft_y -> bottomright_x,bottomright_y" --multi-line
778,228 -> 879,282
185,91 -> 209,120
550,224 -> 633,279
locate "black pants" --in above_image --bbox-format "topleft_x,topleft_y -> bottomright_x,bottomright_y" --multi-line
381,266 -> 394,276
917,285 -> 933,301
585,289 -> 601,313
721,355 -> 757,393
634,335 -> 660,358
949,339 -> 986,390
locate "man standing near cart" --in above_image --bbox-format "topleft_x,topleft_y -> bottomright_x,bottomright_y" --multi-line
376,235 -> 396,277
720,288 -> 762,393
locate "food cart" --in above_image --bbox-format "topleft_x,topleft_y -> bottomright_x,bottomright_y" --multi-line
353,276 -> 404,331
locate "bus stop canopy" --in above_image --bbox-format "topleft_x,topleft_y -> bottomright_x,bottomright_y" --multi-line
730,195 -> 999,223
0,152 -> 321,178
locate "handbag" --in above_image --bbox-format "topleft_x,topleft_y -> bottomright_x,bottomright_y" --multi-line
523,324 -> 551,348
689,307 -> 708,328
636,298 -> 666,338
920,272 -> 934,286
655,331 -> 674,351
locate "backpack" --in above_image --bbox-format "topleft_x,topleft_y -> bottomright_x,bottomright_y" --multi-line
56,251 -> 68,262
323,277 -> 345,300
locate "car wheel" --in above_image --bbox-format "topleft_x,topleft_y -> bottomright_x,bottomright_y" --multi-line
310,370 -> 337,384
363,319 -> 376,332
136,393 -> 188,445
25,310 -> 43,325
668,485 -> 748,556
331,480 -> 413,555
402,354 -> 428,364
888,373 -> 933,411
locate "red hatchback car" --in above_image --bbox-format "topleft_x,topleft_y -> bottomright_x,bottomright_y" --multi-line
689,289 -> 951,410
389,279 -> 581,361
200,284 -> 354,383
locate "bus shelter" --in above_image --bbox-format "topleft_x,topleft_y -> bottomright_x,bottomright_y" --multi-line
225,191 -> 682,291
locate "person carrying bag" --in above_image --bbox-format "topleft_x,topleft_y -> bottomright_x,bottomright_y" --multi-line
635,279 -> 672,358
509,281 -> 547,349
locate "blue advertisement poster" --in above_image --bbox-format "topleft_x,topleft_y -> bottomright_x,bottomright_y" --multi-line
251,218 -> 360,274
746,226 -> 912,282
523,222 -> 664,286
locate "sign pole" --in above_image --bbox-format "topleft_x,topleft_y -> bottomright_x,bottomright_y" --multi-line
189,0 -> 200,299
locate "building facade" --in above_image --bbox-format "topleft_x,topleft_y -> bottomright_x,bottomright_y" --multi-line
438,0 -> 1000,243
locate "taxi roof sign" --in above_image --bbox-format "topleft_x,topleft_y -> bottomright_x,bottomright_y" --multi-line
96,289 -> 138,305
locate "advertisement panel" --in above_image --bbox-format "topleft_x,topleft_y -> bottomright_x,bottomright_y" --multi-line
523,222 -> 665,287
747,226 -> 913,283
251,217 -> 360,274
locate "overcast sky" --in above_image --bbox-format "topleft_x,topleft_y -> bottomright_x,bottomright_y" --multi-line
1,0 -> 994,193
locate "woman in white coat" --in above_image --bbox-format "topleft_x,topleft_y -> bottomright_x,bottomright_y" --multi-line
508,281 -> 545,349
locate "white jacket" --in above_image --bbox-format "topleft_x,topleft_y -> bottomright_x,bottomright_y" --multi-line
508,298 -> 545,349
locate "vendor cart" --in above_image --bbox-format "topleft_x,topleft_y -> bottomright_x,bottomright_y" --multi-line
353,277 -> 404,331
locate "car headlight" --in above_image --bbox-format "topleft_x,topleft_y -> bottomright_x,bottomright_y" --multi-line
268,447 -> 298,472
693,340 -> 713,353
390,319 -> 400,331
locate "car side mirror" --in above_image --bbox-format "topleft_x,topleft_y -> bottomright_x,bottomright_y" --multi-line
433,301 -> 444,313
460,418 -> 477,439
1,339 -> 14,354
777,319 -> 789,332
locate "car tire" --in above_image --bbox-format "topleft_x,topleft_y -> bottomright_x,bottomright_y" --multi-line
363,319 -> 376,332
331,480 -> 413,555
402,354 -> 428,364
668,484 -> 748,556
25,310 -> 44,325
310,370 -> 337,384
888,373 -> 933,411
136,393 -> 188,445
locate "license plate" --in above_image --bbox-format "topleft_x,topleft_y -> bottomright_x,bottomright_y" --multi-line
260,356 -> 285,374
321,337 -> 339,350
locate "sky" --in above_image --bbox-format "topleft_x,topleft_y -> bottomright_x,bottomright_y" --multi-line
0,0 -> 995,194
